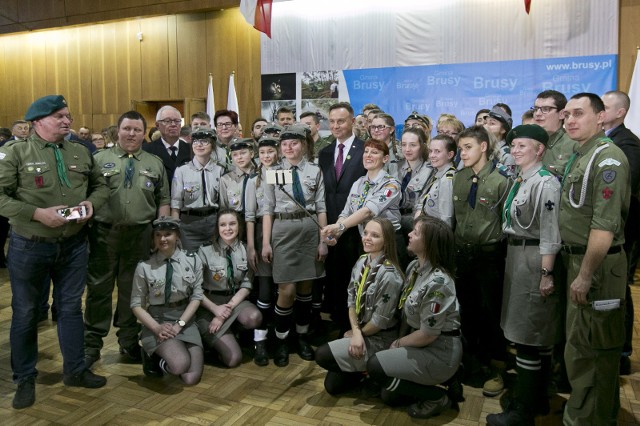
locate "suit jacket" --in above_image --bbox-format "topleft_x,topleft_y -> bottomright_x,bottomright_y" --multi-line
318,137 -> 366,224
608,123 -> 640,241
142,139 -> 192,186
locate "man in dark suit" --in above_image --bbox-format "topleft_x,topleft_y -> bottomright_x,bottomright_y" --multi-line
317,102 -> 366,332
142,105 -> 191,187
602,90 -> 640,375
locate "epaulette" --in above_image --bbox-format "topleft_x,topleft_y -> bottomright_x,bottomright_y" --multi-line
383,259 -> 395,270
445,169 -> 455,179
2,139 -> 25,148
538,167 -> 551,177
501,145 -> 511,154
359,253 -> 367,260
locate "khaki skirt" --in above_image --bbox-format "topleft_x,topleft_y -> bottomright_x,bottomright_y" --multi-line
195,291 -> 255,346
271,216 -> 325,283
141,305 -> 203,355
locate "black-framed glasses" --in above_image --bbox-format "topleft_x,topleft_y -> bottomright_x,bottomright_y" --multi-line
192,139 -> 212,146
530,106 -> 558,114
158,119 -> 182,125
369,125 -> 391,131
216,122 -> 235,129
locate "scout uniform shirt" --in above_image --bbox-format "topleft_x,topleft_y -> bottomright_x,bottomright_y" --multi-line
94,145 -> 169,225
397,159 -> 433,213
0,135 -> 108,238
171,158 -> 223,211
347,254 -> 404,330
340,169 -> 402,233
130,248 -> 204,308
384,140 -> 404,177
496,140 -> 517,178
244,166 -> 276,223
263,158 -> 326,214
416,164 -> 456,228
402,259 -> 460,336
543,127 -> 579,178
503,163 -> 561,255
560,133 -> 629,247
452,161 -> 510,245
219,167 -> 255,213
197,239 -> 253,293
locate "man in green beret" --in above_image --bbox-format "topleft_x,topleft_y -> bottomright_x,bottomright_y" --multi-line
83,110 -> 170,370
0,94 -> 109,409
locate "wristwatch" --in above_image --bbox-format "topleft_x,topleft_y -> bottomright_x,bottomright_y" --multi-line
338,223 -> 346,234
176,319 -> 186,327
540,268 -> 554,277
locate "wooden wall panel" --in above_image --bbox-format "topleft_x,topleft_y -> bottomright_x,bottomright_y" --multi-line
0,9 -> 260,134
619,0 -> 640,92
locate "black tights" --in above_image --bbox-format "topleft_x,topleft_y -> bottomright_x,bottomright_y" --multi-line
315,343 -> 364,395
155,341 -> 203,386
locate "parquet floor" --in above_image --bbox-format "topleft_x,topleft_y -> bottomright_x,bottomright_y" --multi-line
1,265 -> 639,425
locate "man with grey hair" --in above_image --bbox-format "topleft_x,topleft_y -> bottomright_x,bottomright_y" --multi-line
142,105 -> 191,185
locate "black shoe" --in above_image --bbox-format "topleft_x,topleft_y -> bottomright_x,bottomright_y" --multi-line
297,335 -> 315,361
407,395 -> 451,419
63,369 -> 107,388
120,344 -> 142,362
84,353 -> 100,370
254,341 -> 269,366
486,406 -> 534,426
12,377 -> 35,409
274,339 -> 289,367
142,348 -> 163,377
620,355 -> 631,375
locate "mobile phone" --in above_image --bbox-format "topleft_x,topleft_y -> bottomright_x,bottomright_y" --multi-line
57,205 -> 87,221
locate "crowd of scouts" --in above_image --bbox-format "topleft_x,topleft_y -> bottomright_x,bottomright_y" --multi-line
0,89 -> 636,426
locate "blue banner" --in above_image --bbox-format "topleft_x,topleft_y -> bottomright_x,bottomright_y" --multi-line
343,55 -> 617,130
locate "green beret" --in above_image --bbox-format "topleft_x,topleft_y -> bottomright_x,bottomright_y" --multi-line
280,124 -> 307,140
153,216 -> 181,231
191,127 -> 217,141
229,138 -> 254,151
25,95 -> 68,121
506,124 -> 549,147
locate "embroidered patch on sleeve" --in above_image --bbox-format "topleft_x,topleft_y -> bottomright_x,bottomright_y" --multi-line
598,158 -> 621,168
602,170 -> 616,184
603,187 -> 613,200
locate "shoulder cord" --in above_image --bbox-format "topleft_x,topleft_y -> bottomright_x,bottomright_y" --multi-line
513,178 -> 543,231
569,144 -> 608,208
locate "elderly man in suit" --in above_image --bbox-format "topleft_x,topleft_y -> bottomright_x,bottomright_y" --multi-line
142,105 -> 191,187
602,90 -> 640,375
317,102 -> 366,332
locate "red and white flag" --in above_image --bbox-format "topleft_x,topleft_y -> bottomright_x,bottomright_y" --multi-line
227,72 -> 240,123
627,48 -> 640,137
206,73 -> 215,121
240,0 -> 272,38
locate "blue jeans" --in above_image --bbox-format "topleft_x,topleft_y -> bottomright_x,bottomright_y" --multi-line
9,231 -> 89,383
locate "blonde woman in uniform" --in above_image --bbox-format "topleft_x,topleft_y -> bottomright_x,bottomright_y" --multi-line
262,125 -> 327,367
171,128 -> 224,250
315,217 -> 403,394
415,134 -> 457,227
245,135 -> 280,366
131,217 -> 204,385
487,125 -> 562,426
196,209 -> 261,367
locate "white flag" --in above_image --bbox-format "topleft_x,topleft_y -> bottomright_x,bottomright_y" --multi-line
206,74 -> 215,121
627,48 -> 640,136
227,72 -> 239,122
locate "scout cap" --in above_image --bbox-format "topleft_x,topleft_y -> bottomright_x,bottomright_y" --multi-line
506,124 -> 549,147
488,106 -> 513,131
25,95 -> 68,121
229,138 -> 254,151
258,135 -> 279,148
191,127 -> 217,141
280,124 -> 307,140
405,111 -> 431,128
263,123 -> 283,136
153,216 -> 181,231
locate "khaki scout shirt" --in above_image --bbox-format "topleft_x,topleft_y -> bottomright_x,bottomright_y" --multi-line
452,161 -> 509,245
219,167 -> 255,213
396,159 -> 433,211
93,146 -> 169,225
0,134 -> 108,238
560,133 -> 630,246
197,239 -> 253,293
131,248 -> 204,308
543,128 -> 579,177
416,164 -> 456,228
171,158 -> 223,211
264,158 -> 326,214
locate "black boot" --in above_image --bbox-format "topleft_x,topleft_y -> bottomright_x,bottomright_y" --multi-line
254,340 -> 269,366
297,333 -> 315,361
486,401 -> 534,426
274,338 -> 289,367
142,347 -> 163,377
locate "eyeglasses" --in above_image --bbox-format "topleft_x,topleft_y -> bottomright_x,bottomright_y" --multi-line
192,139 -> 212,146
158,119 -> 182,125
369,125 -> 391,131
92,137 -> 105,142
216,122 -> 235,129
530,106 -> 558,114
559,110 -> 585,120
405,122 -> 427,129
437,130 -> 459,137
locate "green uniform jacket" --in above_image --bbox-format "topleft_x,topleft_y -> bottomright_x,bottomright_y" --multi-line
543,127 -> 579,177
0,134 -> 108,238
452,161 -> 510,245
93,145 -> 170,225
559,133 -> 629,246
